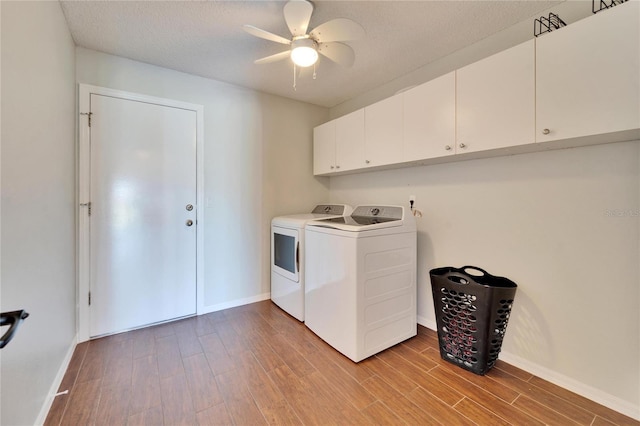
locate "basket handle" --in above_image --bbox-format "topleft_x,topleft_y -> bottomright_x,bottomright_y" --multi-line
461,265 -> 490,277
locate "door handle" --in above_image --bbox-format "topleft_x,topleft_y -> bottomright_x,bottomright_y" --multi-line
295,241 -> 299,273
186,219 -> 193,227
0,310 -> 29,349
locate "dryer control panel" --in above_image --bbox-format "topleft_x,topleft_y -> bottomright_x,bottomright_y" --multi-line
311,204 -> 348,215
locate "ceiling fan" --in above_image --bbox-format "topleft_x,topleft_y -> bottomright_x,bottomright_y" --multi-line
243,0 -> 365,88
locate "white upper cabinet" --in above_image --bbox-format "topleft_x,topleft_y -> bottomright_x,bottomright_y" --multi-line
313,120 -> 336,175
364,94 -> 403,167
403,72 -> 456,160
313,109 -> 365,175
536,1 -> 639,143
456,40 -> 535,153
313,3 -> 638,176
335,109 -> 365,172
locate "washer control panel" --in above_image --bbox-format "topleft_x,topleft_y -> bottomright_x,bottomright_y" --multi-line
352,205 -> 403,220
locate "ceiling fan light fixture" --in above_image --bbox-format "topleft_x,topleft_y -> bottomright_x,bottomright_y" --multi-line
290,38 -> 318,67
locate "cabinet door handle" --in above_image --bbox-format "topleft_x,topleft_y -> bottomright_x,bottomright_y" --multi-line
459,143 -> 467,149
365,160 -> 370,164
330,165 -> 335,169
542,128 -> 551,135
336,165 -> 340,169
445,145 -> 452,151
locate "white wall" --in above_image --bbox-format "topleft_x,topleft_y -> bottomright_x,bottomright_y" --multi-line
1,1 -> 77,425
75,48 -> 329,311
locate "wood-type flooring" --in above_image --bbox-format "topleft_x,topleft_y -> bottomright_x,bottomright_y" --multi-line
45,300 -> 638,425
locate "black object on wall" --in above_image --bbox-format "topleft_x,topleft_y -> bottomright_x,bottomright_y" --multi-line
534,13 -> 567,37
0,310 -> 30,349
593,0 -> 628,14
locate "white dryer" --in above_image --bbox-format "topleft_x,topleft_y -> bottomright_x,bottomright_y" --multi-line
304,205 -> 417,362
271,204 -> 353,321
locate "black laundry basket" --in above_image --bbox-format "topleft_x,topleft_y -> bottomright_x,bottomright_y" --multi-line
430,266 -> 517,375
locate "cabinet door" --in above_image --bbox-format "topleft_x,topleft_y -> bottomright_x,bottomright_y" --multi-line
404,72 -> 456,160
457,40 -> 535,153
313,120 -> 335,175
335,109 -> 365,172
365,94 -> 403,167
536,1 -> 639,143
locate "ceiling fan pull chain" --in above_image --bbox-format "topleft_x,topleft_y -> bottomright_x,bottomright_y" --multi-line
293,64 -> 297,91
313,63 -> 317,80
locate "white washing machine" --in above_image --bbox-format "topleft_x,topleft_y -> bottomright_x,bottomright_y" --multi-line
271,204 -> 353,321
304,205 -> 417,362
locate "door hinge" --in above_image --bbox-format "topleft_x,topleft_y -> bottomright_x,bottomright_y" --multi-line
80,202 -> 92,216
80,112 -> 93,127
88,291 -> 91,306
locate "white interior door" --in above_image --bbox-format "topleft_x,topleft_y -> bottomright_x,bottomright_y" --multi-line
89,94 -> 197,337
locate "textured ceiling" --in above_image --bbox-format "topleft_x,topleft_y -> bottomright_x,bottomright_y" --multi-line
60,0 -> 562,108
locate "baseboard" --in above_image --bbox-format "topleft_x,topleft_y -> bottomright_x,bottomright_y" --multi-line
497,351 -> 640,421
199,292 -> 271,315
416,318 -> 639,421
35,333 -> 77,425
417,315 -> 436,331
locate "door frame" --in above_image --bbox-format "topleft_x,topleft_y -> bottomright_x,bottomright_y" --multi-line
77,84 -> 205,342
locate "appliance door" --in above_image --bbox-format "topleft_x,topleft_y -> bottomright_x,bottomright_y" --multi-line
271,225 -> 299,282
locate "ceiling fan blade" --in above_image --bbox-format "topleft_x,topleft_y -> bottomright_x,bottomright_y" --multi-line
318,42 -> 355,67
243,25 -> 291,45
283,0 -> 314,36
310,18 -> 365,43
254,50 -> 291,65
